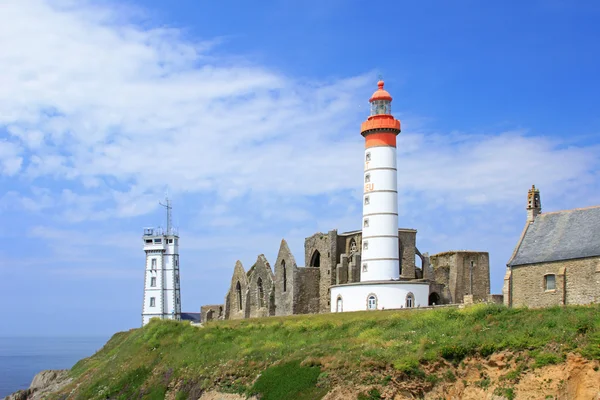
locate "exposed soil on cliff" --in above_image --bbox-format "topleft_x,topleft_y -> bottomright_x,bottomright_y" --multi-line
321,352 -> 600,400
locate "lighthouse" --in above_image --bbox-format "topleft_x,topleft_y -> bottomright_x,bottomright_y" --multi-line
330,80 -> 429,312
360,80 -> 401,281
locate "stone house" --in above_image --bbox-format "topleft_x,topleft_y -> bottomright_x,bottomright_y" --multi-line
503,185 -> 600,308
208,226 -> 490,321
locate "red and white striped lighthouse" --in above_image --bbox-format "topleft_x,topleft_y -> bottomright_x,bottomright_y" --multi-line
360,80 -> 401,282
330,79 -> 429,313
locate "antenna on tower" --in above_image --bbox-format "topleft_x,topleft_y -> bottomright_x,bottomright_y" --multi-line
159,195 -> 172,236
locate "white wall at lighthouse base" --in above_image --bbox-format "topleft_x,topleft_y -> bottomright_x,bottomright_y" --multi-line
330,281 -> 429,313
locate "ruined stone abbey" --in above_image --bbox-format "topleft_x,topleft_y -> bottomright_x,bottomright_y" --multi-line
200,228 -> 492,322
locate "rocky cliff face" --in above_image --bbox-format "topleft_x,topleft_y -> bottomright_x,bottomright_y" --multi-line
4,370 -> 71,400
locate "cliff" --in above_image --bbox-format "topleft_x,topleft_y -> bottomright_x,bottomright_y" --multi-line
6,304 -> 600,399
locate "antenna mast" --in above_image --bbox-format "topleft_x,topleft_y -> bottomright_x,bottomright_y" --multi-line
159,196 -> 172,235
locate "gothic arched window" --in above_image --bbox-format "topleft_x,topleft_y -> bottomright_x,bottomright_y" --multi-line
257,277 -> 265,308
282,260 -> 287,292
236,281 -> 242,311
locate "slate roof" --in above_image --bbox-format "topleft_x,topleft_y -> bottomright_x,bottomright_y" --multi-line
181,312 -> 201,323
508,206 -> 600,267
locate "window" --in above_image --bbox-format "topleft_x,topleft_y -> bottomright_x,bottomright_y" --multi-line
145,239 -> 152,244
365,174 -> 370,183
168,239 -> 173,244
150,297 -> 155,307
363,240 -> 368,250
364,218 -> 369,228
282,260 -> 287,292
236,281 -> 242,311
362,263 -> 368,272
174,239 -> 178,245
150,277 -> 156,287
153,238 -> 162,244
365,152 -> 371,162
364,196 -> 370,205
349,239 -> 357,255
336,296 -> 343,312
175,258 -> 178,267
310,251 -> 321,268
406,293 -> 414,308
544,274 -> 556,291
367,295 -> 377,310
257,277 -> 265,308
151,259 -> 157,269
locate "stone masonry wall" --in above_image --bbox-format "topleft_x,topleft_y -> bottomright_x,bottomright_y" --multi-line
509,257 -> 600,308
201,304 -> 223,322
305,230 -> 338,313
273,240 -> 296,317
294,267 -> 321,314
398,230 -> 417,279
430,251 -> 490,304
246,255 -> 275,319
223,261 -> 248,320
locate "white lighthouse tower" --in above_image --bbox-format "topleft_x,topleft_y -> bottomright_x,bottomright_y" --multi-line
141,197 -> 181,326
330,80 -> 429,312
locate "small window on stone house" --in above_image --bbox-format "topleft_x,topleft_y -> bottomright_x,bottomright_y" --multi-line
363,241 -> 368,250
151,259 -> 157,269
544,274 -> 556,291
150,277 -> 156,287
150,297 -> 155,307
365,174 -> 370,183
364,196 -> 370,205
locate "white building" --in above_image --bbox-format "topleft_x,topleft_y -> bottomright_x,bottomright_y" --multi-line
330,80 -> 428,312
141,199 -> 182,326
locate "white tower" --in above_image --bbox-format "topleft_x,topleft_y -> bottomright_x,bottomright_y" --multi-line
360,80 -> 401,281
141,197 -> 181,326
329,80 -> 429,312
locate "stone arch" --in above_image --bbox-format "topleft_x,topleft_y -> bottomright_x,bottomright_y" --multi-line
282,259 -> 287,292
236,281 -> 242,311
405,292 -> 414,308
336,295 -> 343,312
310,250 -> 321,268
257,277 -> 265,308
429,292 -> 440,306
206,309 -> 214,321
349,238 -> 357,256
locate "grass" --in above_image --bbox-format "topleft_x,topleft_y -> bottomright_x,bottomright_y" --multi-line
53,303 -> 600,399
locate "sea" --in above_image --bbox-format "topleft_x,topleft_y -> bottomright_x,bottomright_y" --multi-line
0,336 -> 109,398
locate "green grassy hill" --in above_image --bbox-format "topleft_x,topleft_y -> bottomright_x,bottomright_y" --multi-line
54,304 -> 600,399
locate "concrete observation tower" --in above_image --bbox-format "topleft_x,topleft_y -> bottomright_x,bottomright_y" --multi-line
330,80 -> 429,312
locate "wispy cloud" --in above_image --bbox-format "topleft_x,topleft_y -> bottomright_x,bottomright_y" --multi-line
1,0 -> 599,334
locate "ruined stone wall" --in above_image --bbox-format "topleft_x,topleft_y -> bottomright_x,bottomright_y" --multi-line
430,251 -> 490,304
304,230 -> 338,313
293,267 -> 321,314
273,240 -> 296,317
246,255 -> 275,319
509,257 -> 600,308
201,304 -> 223,322
223,261 -> 248,320
398,230 -> 417,279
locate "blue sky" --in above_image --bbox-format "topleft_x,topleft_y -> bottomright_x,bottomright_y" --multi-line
1,0 -> 599,336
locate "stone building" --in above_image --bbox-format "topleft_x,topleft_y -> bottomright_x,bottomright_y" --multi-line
503,185 -> 600,308
203,227 -> 490,321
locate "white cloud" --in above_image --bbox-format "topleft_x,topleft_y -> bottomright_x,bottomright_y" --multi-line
1,0 -> 600,306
